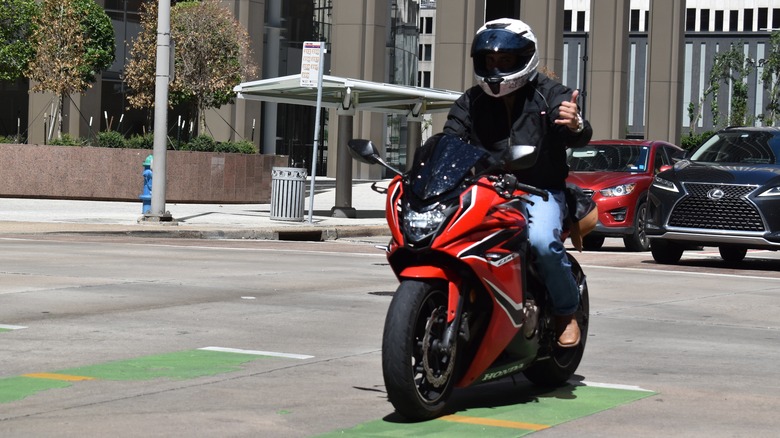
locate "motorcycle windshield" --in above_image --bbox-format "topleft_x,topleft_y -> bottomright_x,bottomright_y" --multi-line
411,135 -> 488,200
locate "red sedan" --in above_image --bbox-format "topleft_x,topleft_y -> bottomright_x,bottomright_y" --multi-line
566,139 -> 684,251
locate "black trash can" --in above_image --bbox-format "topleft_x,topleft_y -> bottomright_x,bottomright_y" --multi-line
270,167 -> 307,221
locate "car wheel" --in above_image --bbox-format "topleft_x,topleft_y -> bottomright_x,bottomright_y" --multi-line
582,235 -> 605,251
719,246 -> 747,262
623,202 -> 649,252
650,239 -> 684,264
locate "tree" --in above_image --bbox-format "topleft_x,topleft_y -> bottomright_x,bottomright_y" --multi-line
688,43 -> 753,132
124,0 -> 257,135
26,0 -> 114,140
759,31 -> 780,126
0,0 -> 40,82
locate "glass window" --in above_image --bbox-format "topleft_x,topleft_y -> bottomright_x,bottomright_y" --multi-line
630,9 -> 640,32
700,9 -> 710,31
576,11 -> 585,32
730,10 -> 739,31
715,10 -> 724,31
564,10 -> 572,32
744,8 -> 754,31
758,8 -> 768,30
686,8 -> 696,31
691,131 -> 779,164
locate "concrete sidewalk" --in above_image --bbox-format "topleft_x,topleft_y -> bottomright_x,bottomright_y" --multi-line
0,180 -> 391,240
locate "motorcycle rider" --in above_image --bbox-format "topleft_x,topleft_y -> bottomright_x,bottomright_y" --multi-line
443,18 -> 592,347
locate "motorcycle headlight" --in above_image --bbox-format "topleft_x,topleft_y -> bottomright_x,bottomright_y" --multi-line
403,207 -> 447,242
599,183 -> 636,197
652,175 -> 679,193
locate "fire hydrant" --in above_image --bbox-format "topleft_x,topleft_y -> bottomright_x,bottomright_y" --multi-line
140,154 -> 153,214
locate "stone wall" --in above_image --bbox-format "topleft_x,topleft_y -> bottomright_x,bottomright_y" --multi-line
1,144 -> 289,203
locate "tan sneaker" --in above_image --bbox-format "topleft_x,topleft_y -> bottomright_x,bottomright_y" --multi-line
555,314 -> 581,348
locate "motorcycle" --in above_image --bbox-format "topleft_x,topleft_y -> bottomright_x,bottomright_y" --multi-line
347,134 -> 589,421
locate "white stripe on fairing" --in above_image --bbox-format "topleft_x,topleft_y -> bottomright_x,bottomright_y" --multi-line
580,380 -> 654,392
0,324 -> 27,330
199,346 -> 314,360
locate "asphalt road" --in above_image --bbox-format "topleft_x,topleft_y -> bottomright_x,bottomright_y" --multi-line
1,235 -> 779,437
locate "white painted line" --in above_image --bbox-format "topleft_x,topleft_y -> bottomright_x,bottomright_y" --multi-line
0,324 -> 27,330
579,380 -> 654,392
199,346 -> 314,360
581,264 -> 779,281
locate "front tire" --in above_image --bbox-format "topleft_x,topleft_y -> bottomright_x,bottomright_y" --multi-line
523,255 -> 589,387
382,280 -> 456,421
719,246 -> 747,262
624,202 -> 650,251
651,239 -> 684,264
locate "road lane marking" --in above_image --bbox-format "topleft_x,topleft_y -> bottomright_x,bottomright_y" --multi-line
0,324 -> 27,330
581,264 -> 780,281
440,414 -> 549,431
22,373 -> 95,382
199,346 -> 314,359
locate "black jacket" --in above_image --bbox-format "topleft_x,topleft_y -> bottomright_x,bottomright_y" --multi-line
443,73 -> 593,190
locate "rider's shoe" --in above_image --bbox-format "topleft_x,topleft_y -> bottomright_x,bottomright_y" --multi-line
555,314 -> 581,348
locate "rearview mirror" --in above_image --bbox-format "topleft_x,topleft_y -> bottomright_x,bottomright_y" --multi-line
503,145 -> 539,170
347,139 -> 381,165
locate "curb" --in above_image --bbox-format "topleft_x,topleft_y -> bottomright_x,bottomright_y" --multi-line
1,224 -> 390,241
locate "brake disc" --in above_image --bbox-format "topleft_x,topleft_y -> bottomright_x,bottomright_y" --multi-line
422,307 -> 456,387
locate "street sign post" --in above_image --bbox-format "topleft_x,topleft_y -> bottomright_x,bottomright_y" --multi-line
301,41 -> 326,224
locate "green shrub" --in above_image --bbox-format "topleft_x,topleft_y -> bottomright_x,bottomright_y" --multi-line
215,140 -> 257,154
680,130 -> 714,151
127,132 -> 155,149
97,130 -> 127,148
50,133 -> 85,146
185,134 -> 216,152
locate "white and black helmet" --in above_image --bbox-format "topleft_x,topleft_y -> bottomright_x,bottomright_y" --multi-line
471,18 -> 539,97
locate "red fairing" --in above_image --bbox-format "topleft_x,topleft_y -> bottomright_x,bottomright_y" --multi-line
433,180 -> 528,387
385,176 -> 404,247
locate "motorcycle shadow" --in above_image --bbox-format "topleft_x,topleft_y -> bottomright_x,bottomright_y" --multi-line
382,374 -> 585,423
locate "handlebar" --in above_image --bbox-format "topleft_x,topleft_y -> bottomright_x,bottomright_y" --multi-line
487,174 -> 549,202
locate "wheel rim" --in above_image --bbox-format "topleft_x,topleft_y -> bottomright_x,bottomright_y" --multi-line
412,290 -> 454,405
637,204 -> 648,248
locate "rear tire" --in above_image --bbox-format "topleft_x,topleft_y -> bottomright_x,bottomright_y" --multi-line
651,239 -> 684,264
382,280 -> 456,421
523,255 -> 589,387
719,246 -> 747,262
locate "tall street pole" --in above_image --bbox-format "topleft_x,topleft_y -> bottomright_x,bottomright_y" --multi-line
146,0 -> 173,222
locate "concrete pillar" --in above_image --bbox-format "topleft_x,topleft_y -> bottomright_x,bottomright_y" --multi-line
645,0 -> 685,144
405,118 -> 422,171
587,0 -> 629,139
332,113 -> 356,218
519,0 -> 564,79
329,0 -> 388,214
430,0 -> 486,132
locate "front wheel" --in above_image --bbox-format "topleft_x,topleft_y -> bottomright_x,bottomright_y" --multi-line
624,202 -> 650,251
651,239 -> 684,264
382,280 -> 456,421
523,255 -> 589,387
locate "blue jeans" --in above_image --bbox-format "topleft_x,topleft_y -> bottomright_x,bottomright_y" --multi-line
521,189 -> 580,315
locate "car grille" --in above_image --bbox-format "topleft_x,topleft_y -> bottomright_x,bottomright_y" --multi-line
668,183 -> 764,231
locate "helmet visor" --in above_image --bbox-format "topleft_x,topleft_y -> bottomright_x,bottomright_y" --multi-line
471,29 -> 535,77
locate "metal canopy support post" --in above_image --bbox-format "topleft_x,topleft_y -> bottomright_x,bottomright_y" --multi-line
405,101 -> 424,171
332,90 -> 356,218
144,0 -> 174,222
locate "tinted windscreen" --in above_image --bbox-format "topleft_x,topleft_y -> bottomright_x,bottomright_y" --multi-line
567,144 -> 649,172
690,131 -> 780,164
411,135 -> 487,200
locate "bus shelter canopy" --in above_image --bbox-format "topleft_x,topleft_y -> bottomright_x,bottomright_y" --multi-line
234,74 -> 462,116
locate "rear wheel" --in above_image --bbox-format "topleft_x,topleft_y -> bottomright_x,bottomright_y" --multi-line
382,280 -> 456,421
523,255 -> 589,387
651,239 -> 684,264
719,246 -> 747,262
624,202 -> 650,251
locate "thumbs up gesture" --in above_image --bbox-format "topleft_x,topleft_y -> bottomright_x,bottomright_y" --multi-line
555,90 -> 583,132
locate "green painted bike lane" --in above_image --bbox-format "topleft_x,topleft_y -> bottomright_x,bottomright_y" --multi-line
1,342 -> 654,436
318,383 -> 655,437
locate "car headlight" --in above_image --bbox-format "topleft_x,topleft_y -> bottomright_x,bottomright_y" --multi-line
403,207 -> 447,241
599,183 -> 636,197
758,187 -> 780,197
652,175 -> 679,192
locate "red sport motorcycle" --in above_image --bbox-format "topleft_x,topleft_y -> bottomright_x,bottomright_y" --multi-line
348,134 -> 589,421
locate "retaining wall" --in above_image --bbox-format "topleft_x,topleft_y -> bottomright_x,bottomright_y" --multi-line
1,144 -> 288,203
